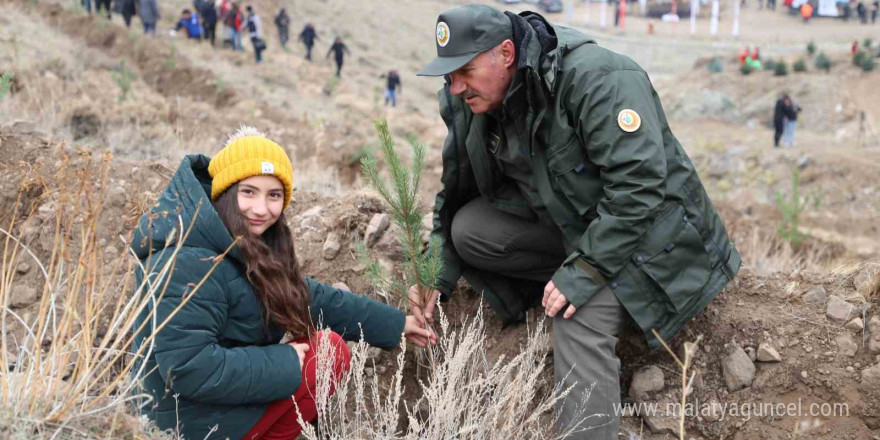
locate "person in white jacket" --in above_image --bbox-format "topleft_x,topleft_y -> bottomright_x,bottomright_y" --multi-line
245,5 -> 265,63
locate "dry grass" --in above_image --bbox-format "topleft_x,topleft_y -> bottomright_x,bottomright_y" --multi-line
300,308 -> 594,440
733,224 -> 829,274
0,146 -> 218,439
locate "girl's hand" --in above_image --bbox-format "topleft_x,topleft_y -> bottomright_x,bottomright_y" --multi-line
404,315 -> 437,347
288,342 -> 309,369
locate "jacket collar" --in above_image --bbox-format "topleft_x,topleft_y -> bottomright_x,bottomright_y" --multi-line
132,154 -> 245,265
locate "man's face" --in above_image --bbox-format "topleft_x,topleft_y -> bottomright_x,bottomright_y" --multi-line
447,43 -> 514,114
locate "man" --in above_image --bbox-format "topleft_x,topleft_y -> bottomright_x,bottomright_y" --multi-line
195,0 -> 218,45
275,8 -> 291,49
326,37 -> 350,77
137,0 -> 160,35
773,94 -> 787,147
246,5 -> 266,64
385,70 -> 402,107
174,9 -> 203,40
413,5 -> 740,438
299,23 -> 318,61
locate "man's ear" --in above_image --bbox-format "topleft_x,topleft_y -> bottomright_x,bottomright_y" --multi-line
500,39 -> 516,69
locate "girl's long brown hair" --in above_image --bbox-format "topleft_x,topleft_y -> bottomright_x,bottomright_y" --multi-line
214,183 -> 311,338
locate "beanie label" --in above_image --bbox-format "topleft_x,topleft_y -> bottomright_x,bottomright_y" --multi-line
261,162 -> 275,174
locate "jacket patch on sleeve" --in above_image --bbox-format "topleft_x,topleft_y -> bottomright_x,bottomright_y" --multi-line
617,109 -> 641,133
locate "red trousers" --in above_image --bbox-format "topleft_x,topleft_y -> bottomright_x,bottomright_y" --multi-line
242,331 -> 351,440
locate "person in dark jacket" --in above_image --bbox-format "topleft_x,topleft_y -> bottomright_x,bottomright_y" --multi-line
195,0 -> 218,45
773,94 -> 788,147
415,5 -> 739,438
327,37 -> 350,77
120,0 -> 137,27
275,8 -> 291,49
137,0 -> 160,35
299,23 -> 318,60
384,69 -> 402,107
130,127 -> 435,440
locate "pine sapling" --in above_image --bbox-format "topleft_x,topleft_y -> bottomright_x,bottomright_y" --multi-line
359,118 -> 443,317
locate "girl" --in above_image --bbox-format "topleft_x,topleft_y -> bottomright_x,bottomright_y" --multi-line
131,127 -> 434,439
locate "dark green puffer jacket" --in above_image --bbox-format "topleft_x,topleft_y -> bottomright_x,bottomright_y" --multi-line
130,154 -> 405,439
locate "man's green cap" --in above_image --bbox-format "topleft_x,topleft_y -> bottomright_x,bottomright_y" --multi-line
417,4 -> 512,77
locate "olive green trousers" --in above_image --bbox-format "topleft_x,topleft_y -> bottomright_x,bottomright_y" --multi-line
451,197 -> 631,439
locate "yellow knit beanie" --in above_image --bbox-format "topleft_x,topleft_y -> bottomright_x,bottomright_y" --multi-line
208,126 -> 294,210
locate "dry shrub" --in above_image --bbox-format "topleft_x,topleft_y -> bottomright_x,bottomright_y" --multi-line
299,308 -> 595,440
0,146 -> 217,439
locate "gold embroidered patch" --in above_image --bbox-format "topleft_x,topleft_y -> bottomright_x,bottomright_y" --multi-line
617,109 -> 641,133
436,22 -> 450,48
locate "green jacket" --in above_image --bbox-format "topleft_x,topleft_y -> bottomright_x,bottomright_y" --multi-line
431,12 -> 740,349
131,155 -> 405,440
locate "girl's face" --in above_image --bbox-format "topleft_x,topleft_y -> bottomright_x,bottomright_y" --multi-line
236,175 -> 285,236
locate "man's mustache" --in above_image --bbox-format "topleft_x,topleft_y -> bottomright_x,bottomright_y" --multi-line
461,90 -> 479,100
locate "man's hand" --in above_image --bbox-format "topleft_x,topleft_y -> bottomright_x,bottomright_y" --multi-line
542,280 -> 577,319
404,315 -> 437,347
287,342 -> 309,369
408,285 -> 441,327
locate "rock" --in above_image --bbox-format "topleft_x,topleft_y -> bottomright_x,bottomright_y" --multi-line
847,318 -> 865,332
801,370 -> 809,380
722,346 -> 756,392
365,213 -> 390,247
374,224 -> 405,261
298,207 -> 325,231
862,364 -> 880,392
366,347 -> 382,361
757,343 -> 782,362
15,263 -> 31,275
854,269 -> 875,294
103,245 -> 119,263
331,282 -> 351,292
38,201 -> 56,219
745,346 -> 757,362
421,213 -> 433,243
679,341 -> 700,362
643,411 -> 681,436
802,286 -> 827,306
797,155 -> 812,170
847,366 -> 855,373
686,370 -> 704,396
869,315 -> 880,335
836,333 -> 859,357
629,365 -> 665,401
703,399 -> 725,422
869,338 -> 880,354
826,296 -> 855,323
322,233 -> 341,260
10,285 -> 38,308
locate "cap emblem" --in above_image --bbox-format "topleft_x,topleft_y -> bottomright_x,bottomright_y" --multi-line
436,22 -> 450,47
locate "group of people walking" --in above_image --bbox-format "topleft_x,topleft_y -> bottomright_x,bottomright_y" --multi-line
80,0 -> 355,71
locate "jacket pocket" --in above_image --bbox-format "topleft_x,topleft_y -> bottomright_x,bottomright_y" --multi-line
545,136 -> 602,217
632,203 -> 713,312
547,135 -> 585,175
